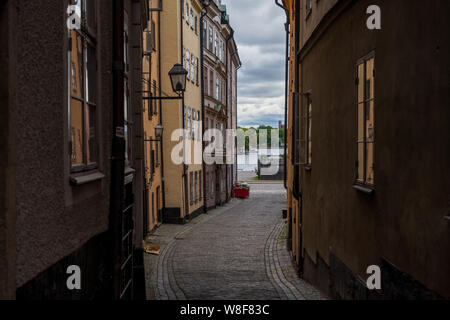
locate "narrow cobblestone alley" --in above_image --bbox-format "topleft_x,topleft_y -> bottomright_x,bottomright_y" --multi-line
144,183 -> 327,300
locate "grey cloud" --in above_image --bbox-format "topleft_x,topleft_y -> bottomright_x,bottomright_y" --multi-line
225,0 -> 286,127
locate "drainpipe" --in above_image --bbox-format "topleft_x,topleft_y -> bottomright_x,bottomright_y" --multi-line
275,0 -> 289,190
110,0 -> 125,300
179,0 -> 189,220
157,8 -> 167,221
229,47 -> 239,188
200,0 -> 210,213
225,30 -> 233,201
235,60 -> 241,182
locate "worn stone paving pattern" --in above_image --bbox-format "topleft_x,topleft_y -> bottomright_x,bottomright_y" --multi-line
144,183 -> 328,300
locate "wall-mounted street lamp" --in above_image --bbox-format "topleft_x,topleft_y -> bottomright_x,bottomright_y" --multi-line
155,124 -> 163,139
145,124 -> 164,143
143,63 -> 188,101
168,63 -> 188,94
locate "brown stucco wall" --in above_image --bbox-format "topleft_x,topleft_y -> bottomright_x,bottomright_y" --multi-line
13,0 -> 113,288
0,1 -> 16,299
299,0 -> 450,298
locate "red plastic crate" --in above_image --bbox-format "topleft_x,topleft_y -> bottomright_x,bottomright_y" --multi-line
234,188 -> 249,198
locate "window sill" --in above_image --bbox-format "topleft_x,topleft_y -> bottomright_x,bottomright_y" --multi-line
125,167 -> 136,185
70,170 -> 106,186
353,184 -> 375,195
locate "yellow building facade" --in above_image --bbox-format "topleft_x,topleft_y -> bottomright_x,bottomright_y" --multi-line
142,0 -> 164,233
160,0 -> 204,223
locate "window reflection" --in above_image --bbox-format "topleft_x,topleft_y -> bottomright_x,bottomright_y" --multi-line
69,0 -> 97,171
71,99 -> 84,165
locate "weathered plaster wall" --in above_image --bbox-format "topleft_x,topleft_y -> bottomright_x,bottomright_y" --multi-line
300,0 -> 450,298
161,0 -> 185,215
14,0 -> 112,288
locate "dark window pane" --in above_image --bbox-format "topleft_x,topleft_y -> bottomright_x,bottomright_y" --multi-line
70,31 -> 83,98
366,100 -> 375,142
366,142 -> 374,185
86,0 -> 96,33
87,104 -> 97,163
71,98 -> 84,166
358,103 -> 364,142
357,63 -> 364,103
366,58 -> 374,100
357,142 -> 364,183
86,43 -> 97,104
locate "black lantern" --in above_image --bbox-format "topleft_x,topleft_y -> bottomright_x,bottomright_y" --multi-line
168,63 -> 188,94
155,124 -> 163,139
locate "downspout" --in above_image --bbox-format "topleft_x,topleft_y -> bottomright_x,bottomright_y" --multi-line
225,30 -> 233,201
200,1 -> 210,213
180,0 -> 188,220
235,61 -> 241,182
110,0 -> 125,300
158,8 -> 166,218
229,48 -> 239,186
275,0 -> 289,190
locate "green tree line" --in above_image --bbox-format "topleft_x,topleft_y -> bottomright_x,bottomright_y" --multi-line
237,125 -> 286,151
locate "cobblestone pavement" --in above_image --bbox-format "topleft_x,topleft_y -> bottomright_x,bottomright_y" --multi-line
144,183 -> 328,300
237,170 -> 257,181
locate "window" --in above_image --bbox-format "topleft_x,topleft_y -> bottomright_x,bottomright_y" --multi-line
144,132 -> 149,183
195,57 -> 199,86
153,80 -> 158,115
306,0 -> 312,16
156,187 -> 161,212
190,9 -> 194,29
204,67 -> 208,95
69,0 -> 98,172
185,2 -> 189,22
216,77 -> 220,100
195,172 -> 198,202
214,31 -> 218,56
195,16 -> 198,34
356,54 -> 375,186
185,49 -> 190,80
187,107 -> 191,139
155,140 -> 160,167
199,170 -> 202,200
202,21 -> 207,46
197,111 -> 201,140
182,46 -> 185,69
190,172 -> 194,204
147,80 -> 153,120
209,70 -> 214,97
208,26 -> 213,51
192,110 -> 196,140
292,93 -> 300,165
191,54 -> 195,82
221,40 -> 226,63
150,139 -> 155,177
300,93 -> 312,166
222,80 -> 226,104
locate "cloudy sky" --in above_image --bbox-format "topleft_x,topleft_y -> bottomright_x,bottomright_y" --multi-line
225,0 -> 286,128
